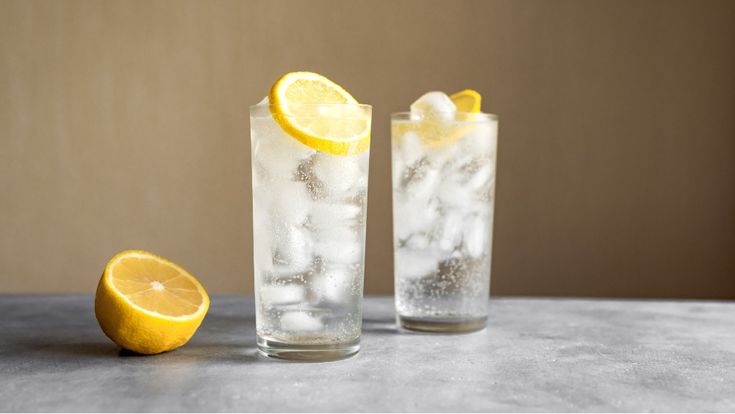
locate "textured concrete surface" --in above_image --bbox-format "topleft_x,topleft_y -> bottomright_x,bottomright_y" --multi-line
1,295 -> 734,412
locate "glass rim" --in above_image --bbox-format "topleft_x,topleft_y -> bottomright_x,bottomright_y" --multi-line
250,103 -> 372,120
250,102 -> 372,110
391,111 -> 498,121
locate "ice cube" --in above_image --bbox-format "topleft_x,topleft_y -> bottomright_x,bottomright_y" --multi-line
392,155 -> 405,190
398,131 -> 425,167
435,211 -> 464,252
410,91 -> 456,121
252,185 -> 272,213
271,181 -> 311,225
429,140 -> 461,168
272,224 -> 313,274
253,243 -> 273,273
463,216 -> 489,258
312,225 -> 361,265
356,149 -> 370,174
252,117 -> 316,181
462,200 -> 488,216
405,233 -> 430,250
462,120 -> 498,157
313,153 -> 362,195
437,173 -> 474,208
314,239 -> 362,265
252,193 -> 275,273
280,311 -> 323,332
466,163 -> 494,193
313,226 -> 358,245
253,215 -> 274,273
259,284 -> 304,307
313,266 -> 356,303
309,201 -> 362,228
394,248 -> 440,280
393,197 -> 440,241
405,168 -> 440,200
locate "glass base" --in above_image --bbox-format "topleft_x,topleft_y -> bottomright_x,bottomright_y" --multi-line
256,336 -> 360,362
398,315 -> 487,333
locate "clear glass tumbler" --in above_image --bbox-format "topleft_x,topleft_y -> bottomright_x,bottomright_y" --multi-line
250,103 -> 371,360
391,111 -> 498,332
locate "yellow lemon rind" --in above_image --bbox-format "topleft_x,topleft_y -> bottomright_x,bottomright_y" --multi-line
268,71 -> 370,156
94,250 -> 210,355
397,89 -> 482,149
449,89 -> 482,113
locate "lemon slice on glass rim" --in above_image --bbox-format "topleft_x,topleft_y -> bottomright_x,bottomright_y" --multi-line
394,89 -> 484,148
268,72 -> 370,156
449,89 -> 482,113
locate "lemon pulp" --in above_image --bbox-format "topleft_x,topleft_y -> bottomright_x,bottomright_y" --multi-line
95,250 -> 209,354
268,71 -> 370,156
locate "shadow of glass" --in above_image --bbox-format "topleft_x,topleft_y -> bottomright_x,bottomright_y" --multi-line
172,343 -> 261,364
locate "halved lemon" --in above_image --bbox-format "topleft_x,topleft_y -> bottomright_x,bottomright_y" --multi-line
268,71 -> 370,156
95,250 -> 210,354
449,89 -> 482,113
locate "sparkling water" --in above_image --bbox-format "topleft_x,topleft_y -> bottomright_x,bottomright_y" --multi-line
250,106 -> 370,348
392,112 -> 498,330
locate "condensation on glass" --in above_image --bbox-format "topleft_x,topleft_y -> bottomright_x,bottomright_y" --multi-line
250,103 -> 371,360
391,111 -> 498,332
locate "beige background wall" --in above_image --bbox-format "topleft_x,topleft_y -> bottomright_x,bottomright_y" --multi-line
1,0 -> 734,298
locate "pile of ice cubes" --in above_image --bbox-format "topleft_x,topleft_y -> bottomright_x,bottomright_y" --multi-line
392,92 -> 497,281
251,100 -> 368,333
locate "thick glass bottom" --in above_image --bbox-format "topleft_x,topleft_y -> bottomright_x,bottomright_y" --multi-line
398,315 -> 487,333
256,336 -> 360,362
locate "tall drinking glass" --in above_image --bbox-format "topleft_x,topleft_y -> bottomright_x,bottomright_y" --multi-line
391,112 -> 498,332
250,103 -> 371,360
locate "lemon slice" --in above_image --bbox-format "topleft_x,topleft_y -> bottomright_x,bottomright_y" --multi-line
268,72 -> 370,156
449,89 -> 482,112
395,90 -> 484,149
95,250 -> 210,354
393,120 -> 465,149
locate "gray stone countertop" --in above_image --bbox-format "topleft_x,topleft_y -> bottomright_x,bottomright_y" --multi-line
1,295 -> 734,412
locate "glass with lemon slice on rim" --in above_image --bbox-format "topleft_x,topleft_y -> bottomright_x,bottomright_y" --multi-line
392,90 -> 498,333
250,72 -> 371,360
